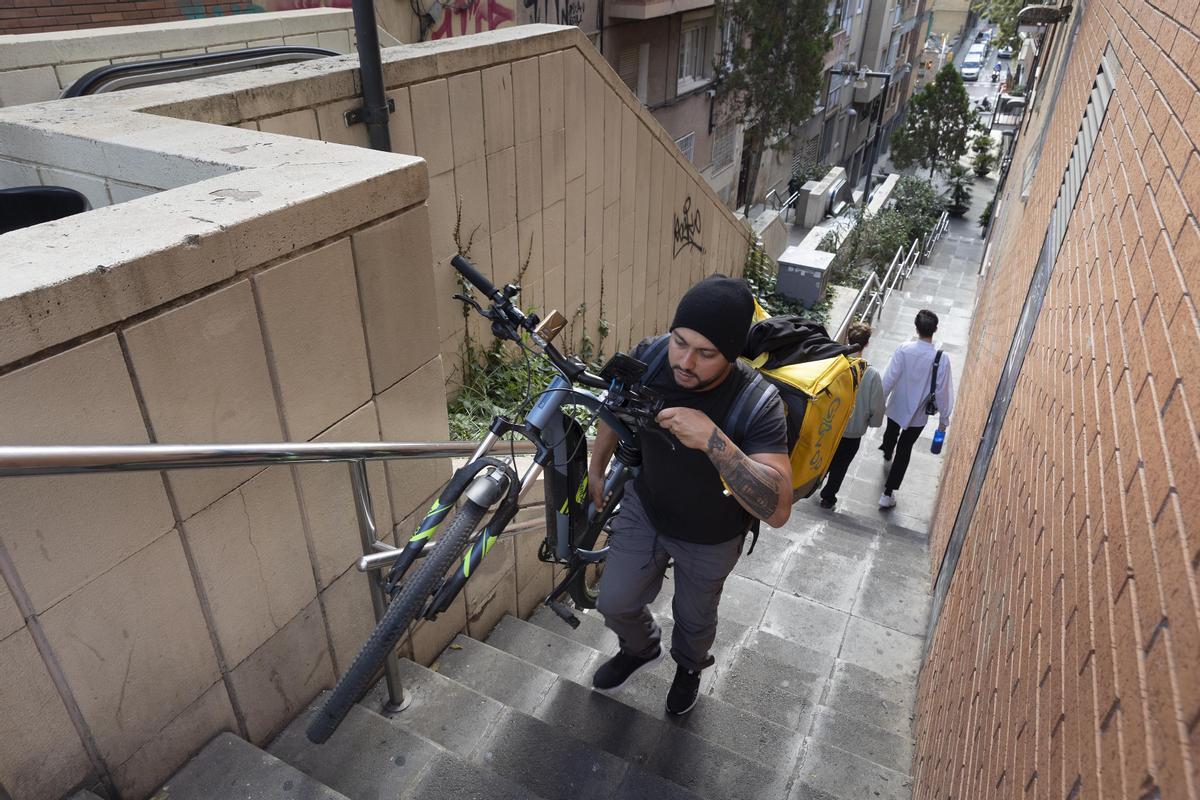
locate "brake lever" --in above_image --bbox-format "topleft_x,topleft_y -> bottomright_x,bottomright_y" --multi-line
453,293 -> 488,317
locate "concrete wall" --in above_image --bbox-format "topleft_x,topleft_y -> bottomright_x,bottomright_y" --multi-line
0,9 -> 355,108
915,0 -> 1200,796
0,23 -> 750,800
145,24 -> 752,380
0,51 -> 447,800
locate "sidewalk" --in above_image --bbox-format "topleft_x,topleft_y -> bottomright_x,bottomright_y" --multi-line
590,216 -> 985,799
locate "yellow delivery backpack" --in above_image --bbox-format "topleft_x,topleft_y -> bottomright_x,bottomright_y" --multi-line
744,349 -> 865,499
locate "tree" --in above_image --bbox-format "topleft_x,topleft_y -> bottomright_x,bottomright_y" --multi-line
972,0 -> 1022,51
943,163 -> 973,215
889,175 -> 945,240
889,64 -> 975,180
715,0 -> 833,215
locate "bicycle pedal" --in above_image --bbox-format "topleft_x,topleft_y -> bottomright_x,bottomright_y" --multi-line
545,599 -> 581,629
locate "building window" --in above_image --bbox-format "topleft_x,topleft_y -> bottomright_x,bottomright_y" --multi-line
619,43 -> 649,103
711,121 -> 737,171
675,132 -> 696,163
677,17 -> 713,93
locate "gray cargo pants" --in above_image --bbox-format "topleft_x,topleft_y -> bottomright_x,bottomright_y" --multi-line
595,487 -> 743,672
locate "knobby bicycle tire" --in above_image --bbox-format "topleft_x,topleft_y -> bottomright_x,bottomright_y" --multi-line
306,499 -> 489,744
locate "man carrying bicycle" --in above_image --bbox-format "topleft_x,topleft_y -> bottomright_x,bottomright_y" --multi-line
587,275 -> 792,716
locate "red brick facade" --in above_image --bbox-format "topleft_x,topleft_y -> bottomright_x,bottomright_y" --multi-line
0,0 -> 322,35
916,0 -> 1200,797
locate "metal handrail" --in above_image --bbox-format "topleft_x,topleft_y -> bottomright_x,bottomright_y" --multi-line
834,271 -> 880,342
0,440 -> 534,476
834,210 -> 950,337
0,438 -> 539,712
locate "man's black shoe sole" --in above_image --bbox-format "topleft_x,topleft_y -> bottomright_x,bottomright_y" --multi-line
591,647 -> 664,692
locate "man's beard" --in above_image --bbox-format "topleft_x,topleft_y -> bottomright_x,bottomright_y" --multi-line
670,362 -> 730,392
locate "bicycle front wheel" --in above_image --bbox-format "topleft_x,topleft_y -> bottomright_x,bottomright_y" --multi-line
306,499 -> 488,744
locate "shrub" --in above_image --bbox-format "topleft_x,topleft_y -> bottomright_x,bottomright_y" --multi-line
889,176 -> 945,242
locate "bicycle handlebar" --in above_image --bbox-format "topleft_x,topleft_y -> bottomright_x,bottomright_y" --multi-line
451,254 -> 504,304
449,255 -> 659,416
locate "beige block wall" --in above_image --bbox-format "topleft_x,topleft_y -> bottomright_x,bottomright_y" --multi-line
0,10 -> 357,109
0,23 -> 754,800
152,24 -> 755,381
0,70 -> 455,797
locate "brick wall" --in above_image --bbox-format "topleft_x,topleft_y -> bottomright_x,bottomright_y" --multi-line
1,0 -> 271,35
915,0 -> 1200,797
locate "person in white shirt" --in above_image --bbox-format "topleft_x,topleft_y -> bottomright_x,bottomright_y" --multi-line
818,322 -> 885,509
878,309 -> 955,509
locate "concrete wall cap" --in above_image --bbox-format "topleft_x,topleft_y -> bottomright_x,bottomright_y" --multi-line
0,101 -> 428,366
0,10 -> 354,72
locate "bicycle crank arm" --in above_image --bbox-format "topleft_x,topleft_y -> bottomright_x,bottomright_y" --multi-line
545,599 -> 580,629
543,561 -> 588,628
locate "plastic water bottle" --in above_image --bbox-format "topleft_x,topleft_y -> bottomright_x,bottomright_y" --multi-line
931,429 -> 945,454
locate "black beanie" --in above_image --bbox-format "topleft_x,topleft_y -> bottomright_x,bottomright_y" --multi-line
670,274 -> 755,362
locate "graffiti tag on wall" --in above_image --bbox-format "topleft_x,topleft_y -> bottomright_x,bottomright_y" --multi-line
428,0 -> 595,39
275,0 -> 352,8
673,197 -> 704,257
179,0 -> 265,18
524,0 -> 584,25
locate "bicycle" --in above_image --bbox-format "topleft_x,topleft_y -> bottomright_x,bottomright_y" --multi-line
306,254 -> 663,744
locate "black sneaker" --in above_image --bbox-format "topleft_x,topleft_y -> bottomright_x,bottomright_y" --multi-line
592,646 -> 663,691
666,666 -> 701,715
818,496 -> 836,509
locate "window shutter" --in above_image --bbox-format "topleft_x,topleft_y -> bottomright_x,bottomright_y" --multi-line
618,46 -> 640,93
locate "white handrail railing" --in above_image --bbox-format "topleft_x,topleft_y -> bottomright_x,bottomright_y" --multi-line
834,210 -> 949,341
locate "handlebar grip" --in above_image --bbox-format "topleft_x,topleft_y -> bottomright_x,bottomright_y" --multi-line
451,255 -> 501,302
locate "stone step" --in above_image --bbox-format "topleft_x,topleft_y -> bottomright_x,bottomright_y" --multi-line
363,655 -> 712,800
157,732 -> 348,800
436,631 -> 791,799
523,605 -> 832,727
67,792 -> 105,800
269,694 -> 538,800
494,614 -> 805,768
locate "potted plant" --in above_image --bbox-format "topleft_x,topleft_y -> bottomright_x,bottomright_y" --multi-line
971,125 -> 995,177
943,164 -> 973,216
973,146 -> 997,177
979,198 -> 994,235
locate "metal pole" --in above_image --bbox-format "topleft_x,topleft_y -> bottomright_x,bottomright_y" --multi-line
861,71 -> 892,205
351,0 -> 392,152
348,460 -> 410,713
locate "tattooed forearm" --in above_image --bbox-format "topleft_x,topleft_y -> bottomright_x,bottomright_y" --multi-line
705,428 -> 782,521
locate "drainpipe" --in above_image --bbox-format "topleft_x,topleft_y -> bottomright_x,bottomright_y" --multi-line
350,0 -> 392,152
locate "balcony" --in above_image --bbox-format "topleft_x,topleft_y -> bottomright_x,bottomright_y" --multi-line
606,0 -> 714,19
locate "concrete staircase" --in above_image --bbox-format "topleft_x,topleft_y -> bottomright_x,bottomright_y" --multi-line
152,495 -> 929,800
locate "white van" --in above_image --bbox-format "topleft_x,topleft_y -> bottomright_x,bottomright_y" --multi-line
967,43 -> 987,58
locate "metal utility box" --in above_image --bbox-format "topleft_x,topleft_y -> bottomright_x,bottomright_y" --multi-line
775,245 -> 835,307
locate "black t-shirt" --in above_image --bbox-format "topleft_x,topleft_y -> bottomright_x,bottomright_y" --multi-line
630,337 -> 789,545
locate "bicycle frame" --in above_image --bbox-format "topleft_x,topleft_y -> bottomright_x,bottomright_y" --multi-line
381,374 -> 642,626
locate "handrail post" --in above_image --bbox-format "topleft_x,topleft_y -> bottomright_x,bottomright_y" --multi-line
349,460 -> 410,713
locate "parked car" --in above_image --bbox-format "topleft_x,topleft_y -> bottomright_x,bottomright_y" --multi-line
997,45 -> 1014,58
961,57 -> 984,81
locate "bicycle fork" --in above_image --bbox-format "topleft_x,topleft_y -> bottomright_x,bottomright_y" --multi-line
381,453 -> 521,617
542,454 -> 638,628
